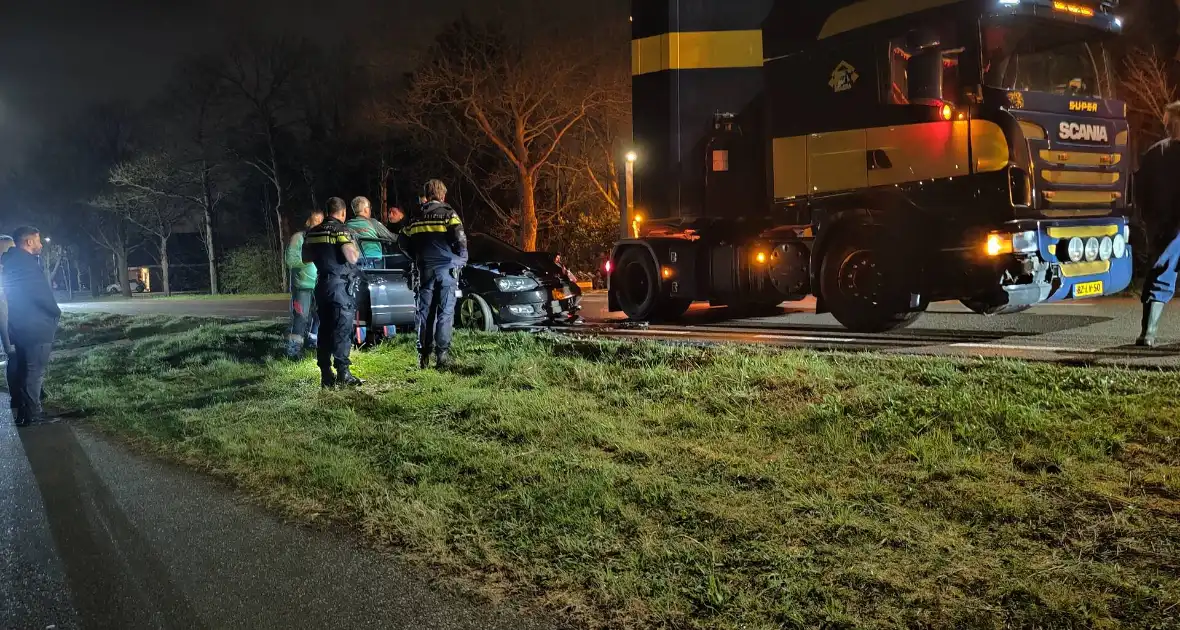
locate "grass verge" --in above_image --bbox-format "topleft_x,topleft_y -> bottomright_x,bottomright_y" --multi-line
51,312 -> 1180,629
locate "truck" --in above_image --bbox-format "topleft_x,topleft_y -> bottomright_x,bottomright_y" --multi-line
609,0 -> 1133,332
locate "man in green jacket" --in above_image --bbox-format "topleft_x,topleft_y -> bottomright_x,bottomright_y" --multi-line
347,196 -> 396,269
286,210 -> 324,359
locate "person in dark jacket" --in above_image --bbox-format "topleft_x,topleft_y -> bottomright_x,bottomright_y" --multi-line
1137,101 -> 1180,347
399,179 -> 468,369
303,198 -> 365,388
1,227 -> 60,426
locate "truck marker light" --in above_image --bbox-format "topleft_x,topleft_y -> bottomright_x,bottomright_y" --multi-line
604,260 -> 612,274
940,104 -> 953,121
986,234 -> 1013,257
755,252 -> 768,264
662,267 -> 674,279
1052,1 -> 1095,17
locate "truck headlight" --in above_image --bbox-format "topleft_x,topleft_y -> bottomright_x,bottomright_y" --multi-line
1099,236 -> 1114,261
1084,237 -> 1101,262
986,230 -> 1038,256
1067,237 -> 1085,262
496,276 -> 539,292
1113,233 -> 1127,259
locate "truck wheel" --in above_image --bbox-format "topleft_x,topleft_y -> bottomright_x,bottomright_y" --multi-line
615,249 -> 690,322
458,294 -> 498,332
820,231 -> 921,333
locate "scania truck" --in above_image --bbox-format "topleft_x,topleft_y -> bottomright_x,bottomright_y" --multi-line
609,0 -> 1133,332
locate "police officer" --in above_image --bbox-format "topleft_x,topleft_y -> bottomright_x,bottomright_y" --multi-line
399,179 -> 468,369
1138,101 -> 1180,347
303,197 -> 365,387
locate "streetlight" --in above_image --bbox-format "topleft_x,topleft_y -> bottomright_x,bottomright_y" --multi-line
623,151 -> 637,240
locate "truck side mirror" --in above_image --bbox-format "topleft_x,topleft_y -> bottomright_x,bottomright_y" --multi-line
907,48 -> 945,105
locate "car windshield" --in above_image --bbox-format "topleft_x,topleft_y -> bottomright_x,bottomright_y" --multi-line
468,234 -> 526,264
983,16 -> 1114,99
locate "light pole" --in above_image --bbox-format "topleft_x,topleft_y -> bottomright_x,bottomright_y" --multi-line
623,150 -> 637,240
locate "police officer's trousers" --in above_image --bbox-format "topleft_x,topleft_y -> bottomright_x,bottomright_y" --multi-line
316,280 -> 355,372
415,266 -> 458,356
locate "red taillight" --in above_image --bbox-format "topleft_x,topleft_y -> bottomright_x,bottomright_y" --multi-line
604,260 -> 612,274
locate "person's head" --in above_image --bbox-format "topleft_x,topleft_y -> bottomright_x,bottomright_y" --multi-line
326,197 -> 348,221
423,179 -> 447,204
351,196 -> 372,219
306,209 -> 325,229
1166,101 -> 1180,140
11,227 -> 42,255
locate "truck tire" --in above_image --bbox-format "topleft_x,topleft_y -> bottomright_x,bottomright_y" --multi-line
615,248 -> 689,322
819,230 -> 921,333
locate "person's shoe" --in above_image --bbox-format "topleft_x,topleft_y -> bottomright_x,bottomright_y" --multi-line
286,339 -> 304,360
13,411 -> 29,428
418,354 -> 431,370
336,369 -> 365,388
1137,301 -> 1166,348
26,414 -> 59,426
305,335 -> 318,351
320,369 -> 336,389
435,350 -> 452,369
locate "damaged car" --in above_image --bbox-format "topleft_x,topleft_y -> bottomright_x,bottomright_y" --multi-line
356,233 -> 582,339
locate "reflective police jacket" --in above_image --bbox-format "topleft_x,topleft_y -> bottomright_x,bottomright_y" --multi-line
398,201 -> 469,268
302,217 -> 360,282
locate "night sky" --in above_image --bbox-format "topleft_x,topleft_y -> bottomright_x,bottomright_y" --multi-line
0,0 -> 626,172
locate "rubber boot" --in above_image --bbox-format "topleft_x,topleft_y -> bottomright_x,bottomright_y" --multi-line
13,406 -> 29,428
435,350 -> 452,369
418,354 -> 431,370
320,368 -> 336,389
336,368 -> 365,388
286,338 -> 304,360
1137,301 -> 1166,348
306,333 -> 318,351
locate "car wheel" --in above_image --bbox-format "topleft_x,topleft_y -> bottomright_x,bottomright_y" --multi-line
458,294 -> 497,332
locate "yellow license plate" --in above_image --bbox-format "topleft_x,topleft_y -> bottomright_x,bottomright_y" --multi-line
1074,281 -> 1104,298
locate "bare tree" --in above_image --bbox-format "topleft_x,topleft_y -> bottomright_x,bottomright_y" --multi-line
159,60 -> 236,294
84,204 -> 140,297
107,154 -> 195,296
214,36 -> 310,285
397,20 -> 621,250
1123,48 -> 1178,140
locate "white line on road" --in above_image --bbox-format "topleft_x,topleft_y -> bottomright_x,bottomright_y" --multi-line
754,334 -> 857,343
948,342 -> 1100,354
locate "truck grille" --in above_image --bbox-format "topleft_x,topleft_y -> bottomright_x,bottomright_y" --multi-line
1036,149 -> 1124,214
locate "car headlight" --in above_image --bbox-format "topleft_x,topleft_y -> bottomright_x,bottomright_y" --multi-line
1084,237 -> 1100,262
1098,236 -> 1114,261
1067,237 -> 1085,263
1113,233 -> 1127,259
495,276 -> 539,292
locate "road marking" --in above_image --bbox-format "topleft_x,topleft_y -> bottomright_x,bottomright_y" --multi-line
754,334 -> 857,343
948,342 -> 1100,354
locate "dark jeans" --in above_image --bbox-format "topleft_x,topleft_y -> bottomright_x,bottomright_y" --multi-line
290,289 -> 320,342
316,282 -> 355,372
11,341 -> 52,420
415,266 -> 459,356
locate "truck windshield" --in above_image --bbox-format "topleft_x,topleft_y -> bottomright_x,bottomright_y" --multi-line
983,17 -> 1113,99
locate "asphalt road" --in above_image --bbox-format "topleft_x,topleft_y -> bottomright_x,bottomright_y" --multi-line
61,293 -> 1180,367
0,401 -> 553,630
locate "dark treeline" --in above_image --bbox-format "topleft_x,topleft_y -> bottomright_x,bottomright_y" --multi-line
0,6 -> 628,296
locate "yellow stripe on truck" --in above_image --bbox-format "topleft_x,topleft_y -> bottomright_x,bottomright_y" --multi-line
770,120 -> 1009,198
631,30 -> 763,76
